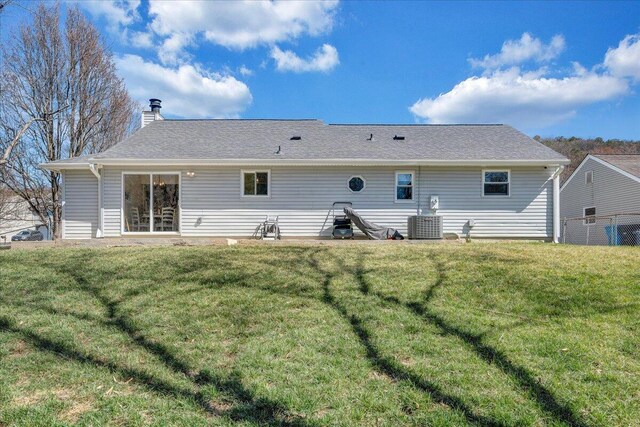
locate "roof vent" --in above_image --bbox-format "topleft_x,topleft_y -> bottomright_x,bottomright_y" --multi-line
393,135 -> 405,141
275,145 -> 282,155
366,133 -> 373,141
290,136 -> 301,140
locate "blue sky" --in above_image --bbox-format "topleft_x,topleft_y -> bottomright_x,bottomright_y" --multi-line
2,1 -> 640,139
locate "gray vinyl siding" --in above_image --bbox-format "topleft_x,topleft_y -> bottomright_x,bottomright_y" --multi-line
423,168 -> 552,238
62,170 -> 98,239
560,157 -> 640,242
101,166 -> 553,239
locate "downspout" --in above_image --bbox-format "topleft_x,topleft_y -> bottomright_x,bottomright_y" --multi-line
417,165 -> 422,215
88,163 -> 103,238
551,166 -> 564,243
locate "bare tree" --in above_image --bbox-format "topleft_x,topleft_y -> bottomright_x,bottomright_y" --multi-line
0,184 -> 25,225
0,3 -> 137,239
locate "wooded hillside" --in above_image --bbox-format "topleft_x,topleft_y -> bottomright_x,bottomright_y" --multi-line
537,136 -> 640,183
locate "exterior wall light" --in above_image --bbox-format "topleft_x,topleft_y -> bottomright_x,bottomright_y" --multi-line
186,171 -> 196,178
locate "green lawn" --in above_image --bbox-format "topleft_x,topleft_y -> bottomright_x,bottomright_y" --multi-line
0,243 -> 638,426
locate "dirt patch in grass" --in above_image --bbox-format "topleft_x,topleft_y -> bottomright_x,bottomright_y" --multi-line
11,390 -> 46,406
210,400 -> 234,413
8,340 -> 30,358
399,356 -> 415,367
368,370 -> 396,383
312,407 -> 331,417
59,397 -> 94,423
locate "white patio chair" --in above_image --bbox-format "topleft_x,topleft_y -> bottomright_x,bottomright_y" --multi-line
131,207 -> 141,231
160,207 -> 175,231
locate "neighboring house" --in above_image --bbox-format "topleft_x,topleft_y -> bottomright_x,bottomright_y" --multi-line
0,192 -> 50,241
560,154 -> 640,244
41,100 -> 568,241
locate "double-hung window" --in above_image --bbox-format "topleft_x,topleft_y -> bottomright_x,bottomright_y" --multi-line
584,207 -> 596,225
482,170 -> 510,196
242,170 -> 270,197
395,171 -> 414,202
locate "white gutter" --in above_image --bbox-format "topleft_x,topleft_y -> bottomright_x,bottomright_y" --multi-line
40,163 -> 94,170
88,163 -> 103,238
551,166 -> 564,243
41,158 -> 570,169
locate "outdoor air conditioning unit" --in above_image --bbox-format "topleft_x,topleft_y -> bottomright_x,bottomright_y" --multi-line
408,215 -> 443,239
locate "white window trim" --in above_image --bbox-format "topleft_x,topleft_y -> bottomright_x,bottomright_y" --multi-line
482,169 -> 511,197
121,171 -> 182,235
241,169 -> 271,198
348,175 -> 366,193
585,170 -> 593,185
583,206 -> 596,225
394,170 -> 415,203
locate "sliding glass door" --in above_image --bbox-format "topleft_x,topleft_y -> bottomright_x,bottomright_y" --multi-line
123,173 -> 180,233
123,174 -> 151,232
152,174 -> 179,232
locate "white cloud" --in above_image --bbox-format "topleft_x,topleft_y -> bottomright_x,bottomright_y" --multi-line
604,34 -> 640,81
129,31 -> 153,49
149,0 -> 338,50
410,68 -> 628,127
411,33 -> 638,129
115,54 -> 252,118
157,32 -> 194,65
79,0 -> 152,49
469,33 -> 565,70
271,44 -> 339,73
239,66 -> 253,77
78,0 -> 140,28
81,1 -> 340,67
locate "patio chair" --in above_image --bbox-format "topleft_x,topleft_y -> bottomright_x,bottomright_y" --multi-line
160,206 -> 175,231
131,207 -> 141,231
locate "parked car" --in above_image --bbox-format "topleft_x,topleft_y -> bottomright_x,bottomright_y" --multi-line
11,229 -> 44,241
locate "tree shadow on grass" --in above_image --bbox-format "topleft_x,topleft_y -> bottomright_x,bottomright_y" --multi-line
308,255 -> 506,427
348,253 -> 590,427
0,246 -> 594,427
1,253 -> 317,427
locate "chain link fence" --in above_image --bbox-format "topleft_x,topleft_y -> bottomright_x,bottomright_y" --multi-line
562,213 -> 640,246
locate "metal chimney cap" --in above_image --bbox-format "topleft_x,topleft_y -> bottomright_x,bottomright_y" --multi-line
149,99 -> 162,111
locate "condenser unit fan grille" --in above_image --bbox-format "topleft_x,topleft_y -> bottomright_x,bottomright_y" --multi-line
408,215 -> 443,239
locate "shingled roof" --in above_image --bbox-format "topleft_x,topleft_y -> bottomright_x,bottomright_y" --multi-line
43,119 -> 568,168
593,154 -> 640,179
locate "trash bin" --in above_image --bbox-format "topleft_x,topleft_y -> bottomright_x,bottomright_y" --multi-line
618,224 -> 640,246
634,231 -> 640,246
604,225 -> 621,245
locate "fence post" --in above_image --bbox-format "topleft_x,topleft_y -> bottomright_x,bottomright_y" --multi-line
614,214 -> 619,246
586,222 -> 590,245
562,219 -> 567,244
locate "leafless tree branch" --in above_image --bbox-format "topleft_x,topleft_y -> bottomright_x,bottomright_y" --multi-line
0,105 -> 68,166
0,3 -> 136,239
